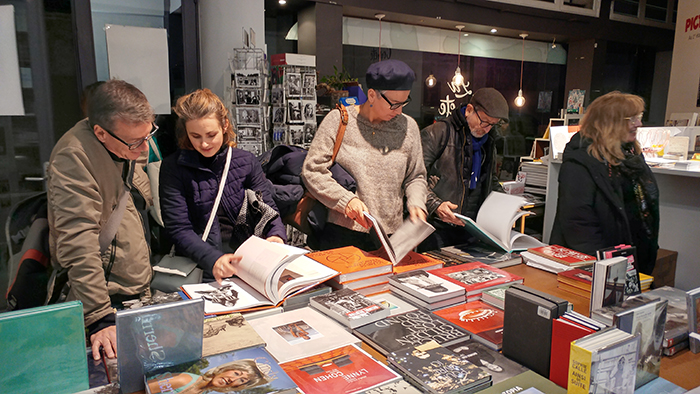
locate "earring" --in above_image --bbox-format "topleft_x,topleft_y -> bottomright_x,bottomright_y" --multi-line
370,104 -> 373,107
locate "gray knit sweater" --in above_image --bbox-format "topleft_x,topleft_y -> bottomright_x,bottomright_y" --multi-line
302,105 -> 427,234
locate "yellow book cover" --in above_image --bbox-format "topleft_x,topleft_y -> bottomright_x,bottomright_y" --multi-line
568,342 -> 593,394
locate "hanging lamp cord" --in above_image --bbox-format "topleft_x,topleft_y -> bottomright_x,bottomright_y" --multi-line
520,37 -> 525,90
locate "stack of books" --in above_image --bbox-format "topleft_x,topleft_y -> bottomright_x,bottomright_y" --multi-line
388,269 -> 465,311
428,262 -> 524,302
549,311 -> 606,388
689,286 -> 700,354
481,286 -> 511,309
434,300 -> 506,351
520,161 -> 548,196
431,244 -> 522,269
307,246 -> 394,297
556,266 -> 593,299
309,288 -> 389,329
640,272 -> 654,291
522,245 -> 595,274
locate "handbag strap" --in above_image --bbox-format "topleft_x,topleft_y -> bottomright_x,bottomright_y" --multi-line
331,104 -> 349,163
201,145 -> 232,242
148,137 -> 162,161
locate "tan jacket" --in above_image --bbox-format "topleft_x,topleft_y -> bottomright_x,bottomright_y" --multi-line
47,119 -> 152,326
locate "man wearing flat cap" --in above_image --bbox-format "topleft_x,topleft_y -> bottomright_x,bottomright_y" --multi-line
418,87 -> 509,251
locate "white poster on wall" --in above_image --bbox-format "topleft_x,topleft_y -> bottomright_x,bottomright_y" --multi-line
666,0 -> 700,117
0,5 -> 25,116
105,24 -> 171,114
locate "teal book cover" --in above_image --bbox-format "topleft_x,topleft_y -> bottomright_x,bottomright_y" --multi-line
0,301 -> 88,393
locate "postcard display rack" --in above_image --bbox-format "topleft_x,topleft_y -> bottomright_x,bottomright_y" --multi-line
270,55 -> 318,148
227,48 -> 269,156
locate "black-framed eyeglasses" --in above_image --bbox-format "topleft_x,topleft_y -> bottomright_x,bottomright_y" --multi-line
378,90 -> 412,110
100,123 -> 158,150
472,107 -> 506,128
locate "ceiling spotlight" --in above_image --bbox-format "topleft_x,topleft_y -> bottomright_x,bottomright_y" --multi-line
279,0 -> 286,4
490,28 -> 497,34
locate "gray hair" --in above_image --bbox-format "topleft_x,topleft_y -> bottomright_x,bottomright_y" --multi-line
87,79 -> 154,130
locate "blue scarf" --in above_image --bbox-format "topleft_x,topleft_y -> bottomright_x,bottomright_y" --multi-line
469,134 -> 489,189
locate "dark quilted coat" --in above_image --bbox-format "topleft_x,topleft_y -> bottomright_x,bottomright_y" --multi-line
159,146 -> 286,277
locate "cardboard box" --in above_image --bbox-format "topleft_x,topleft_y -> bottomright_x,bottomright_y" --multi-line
651,248 -> 677,288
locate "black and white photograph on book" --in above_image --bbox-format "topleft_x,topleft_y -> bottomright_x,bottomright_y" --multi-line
286,72 -> 302,97
288,99 -> 303,124
235,88 -> 261,105
234,69 -> 261,88
236,107 -> 263,125
303,73 -> 316,97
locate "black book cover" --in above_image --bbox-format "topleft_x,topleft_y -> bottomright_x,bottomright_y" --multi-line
502,285 -> 563,377
446,340 -> 529,385
352,309 -> 471,356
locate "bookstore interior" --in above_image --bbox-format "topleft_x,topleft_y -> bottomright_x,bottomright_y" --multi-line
2,0 -> 700,393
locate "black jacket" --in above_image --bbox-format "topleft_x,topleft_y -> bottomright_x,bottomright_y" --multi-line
550,133 -> 658,267
421,105 -> 501,222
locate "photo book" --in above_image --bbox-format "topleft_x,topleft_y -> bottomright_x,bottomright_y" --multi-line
182,236 -> 338,314
589,256 -> 628,313
434,300 -> 505,351
363,212 -> 435,265
306,246 -> 393,283
202,312 -> 266,357
453,192 -> 544,253
389,269 -> 465,304
309,288 -> 389,328
428,261 -> 524,300
596,244 -> 642,296
445,339 -> 529,385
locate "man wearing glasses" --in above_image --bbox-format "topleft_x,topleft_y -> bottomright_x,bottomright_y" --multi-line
47,79 -> 155,360
419,88 -> 509,251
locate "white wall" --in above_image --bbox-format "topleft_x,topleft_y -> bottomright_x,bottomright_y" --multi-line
665,0 -> 700,119
199,0 -> 265,99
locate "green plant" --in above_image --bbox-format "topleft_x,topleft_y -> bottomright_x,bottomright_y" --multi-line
320,66 -> 358,91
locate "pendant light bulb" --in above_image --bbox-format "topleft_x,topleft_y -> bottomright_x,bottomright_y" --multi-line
425,74 -> 437,88
515,89 -> 525,107
452,67 -> 464,86
453,25 -> 466,86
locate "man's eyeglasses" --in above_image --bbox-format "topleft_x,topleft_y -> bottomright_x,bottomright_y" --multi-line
473,108 -> 505,128
625,113 -> 644,123
100,123 -> 158,150
378,90 -> 412,110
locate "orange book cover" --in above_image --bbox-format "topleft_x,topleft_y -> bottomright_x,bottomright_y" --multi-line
280,344 -> 400,394
306,246 -> 393,283
527,245 -> 595,267
434,300 -> 505,350
391,251 -> 444,274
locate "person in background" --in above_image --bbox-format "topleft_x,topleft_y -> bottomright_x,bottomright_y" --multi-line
551,91 -> 659,275
47,79 -> 155,360
418,88 -> 509,252
302,59 -> 427,251
159,89 -> 286,283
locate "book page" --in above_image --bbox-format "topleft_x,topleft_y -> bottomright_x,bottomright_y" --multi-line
274,256 -> 338,302
389,219 -> 435,264
509,230 -> 545,251
363,212 -> 396,263
234,236 -> 304,300
476,192 -> 529,250
182,278 -> 272,314
454,213 -> 509,253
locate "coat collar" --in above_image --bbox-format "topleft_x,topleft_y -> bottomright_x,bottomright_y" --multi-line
176,146 -> 228,173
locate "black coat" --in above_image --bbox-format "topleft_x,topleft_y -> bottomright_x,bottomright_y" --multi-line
550,133 -> 658,273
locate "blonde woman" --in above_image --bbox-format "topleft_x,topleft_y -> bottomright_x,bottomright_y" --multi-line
551,91 -> 659,274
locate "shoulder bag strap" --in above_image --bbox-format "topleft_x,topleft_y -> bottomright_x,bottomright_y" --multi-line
98,160 -> 135,254
201,145 -> 233,242
331,104 -> 349,163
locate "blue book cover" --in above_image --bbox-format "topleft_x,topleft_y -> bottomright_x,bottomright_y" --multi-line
0,301 -> 88,393
145,346 -> 297,394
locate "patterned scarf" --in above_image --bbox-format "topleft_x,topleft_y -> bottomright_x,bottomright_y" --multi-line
613,143 -> 659,240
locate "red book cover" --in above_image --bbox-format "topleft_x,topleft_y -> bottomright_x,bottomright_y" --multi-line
557,268 -> 593,290
428,262 -> 524,296
434,300 -> 505,350
527,245 -> 596,267
549,318 -> 595,388
280,344 -> 400,394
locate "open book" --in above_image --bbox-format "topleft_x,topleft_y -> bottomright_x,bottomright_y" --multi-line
363,212 -> 435,265
182,236 -> 338,314
454,192 -> 544,253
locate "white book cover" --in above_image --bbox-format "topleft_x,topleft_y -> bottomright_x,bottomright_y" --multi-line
248,307 -> 360,364
389,269 -> 465,303
368,292 -> 419,316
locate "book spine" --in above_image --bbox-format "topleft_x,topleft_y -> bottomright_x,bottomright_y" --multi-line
568,343 -> 593,394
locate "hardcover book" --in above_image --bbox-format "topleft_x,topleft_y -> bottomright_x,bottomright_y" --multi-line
352,309 -> 471,356
392,251 -> 443,274
0,301 -> 88,394
247,307 -> 361,364
687,286 -> 700,335
474,370 -> 566,394
521,251 -> 574,274
388,342 -> 491,394
502,284 -> 568,377
367,292 -> 419,316
596,244 -> 642,296
446,339 -> 529,385
549,317 -> 596,388
590,256 -> 628,313
453,192 -> 545,253
613,298 -> 667,388
144,345 -> 297,394
309,288 -> 389,328
202,313 -> 265,357
528,245 -> 596,267
389,269 -> 465,303
327,272 -> 392,290
481,286 -> 510,309
363,212 -> 435,265
567,328 -> 639,394
557,267 -> 593,294
306,246 -> 393,283
390,286 -> 465,311
116,298 -> 204,394
633,376 -> 687,394
280,344 -> 401,394
433,300 -> 505,351
364,379 -> 423,394
438,243 -> 521,268
428,261 -> 524,298
182,236 -> 338,314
